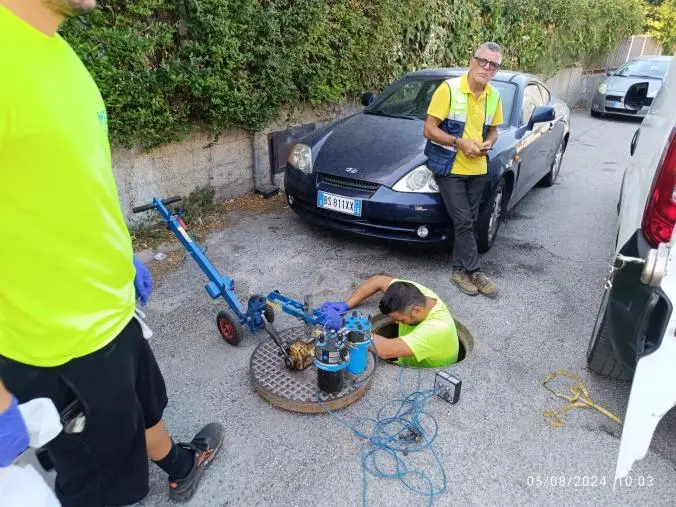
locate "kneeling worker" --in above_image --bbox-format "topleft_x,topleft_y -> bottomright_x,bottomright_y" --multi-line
321,275 -> 459,368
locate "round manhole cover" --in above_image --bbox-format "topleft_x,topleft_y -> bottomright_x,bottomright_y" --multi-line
250,326 -> 375,413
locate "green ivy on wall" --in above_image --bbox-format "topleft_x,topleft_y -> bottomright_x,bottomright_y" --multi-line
60,0 -> 644,148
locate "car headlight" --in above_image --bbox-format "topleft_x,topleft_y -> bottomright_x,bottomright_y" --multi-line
288,143 -> 313,174
392,166 -> 439,193
598,83 -> 607,94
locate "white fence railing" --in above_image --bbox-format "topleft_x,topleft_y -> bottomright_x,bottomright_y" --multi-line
585,35 -> 663,72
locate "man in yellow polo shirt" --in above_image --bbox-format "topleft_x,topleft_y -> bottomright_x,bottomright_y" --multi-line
0,1 -> 222,505
321,274 -> 458,368
423,42 -> 504,298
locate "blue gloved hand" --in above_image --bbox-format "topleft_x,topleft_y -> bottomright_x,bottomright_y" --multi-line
133,256 -> 153,306
320,301 -> 349,315
0,396 -> 30,467
322,308 -> 343,331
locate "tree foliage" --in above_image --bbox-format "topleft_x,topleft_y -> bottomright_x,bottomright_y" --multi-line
645,0 -> 676,54
60,0 -> 645,148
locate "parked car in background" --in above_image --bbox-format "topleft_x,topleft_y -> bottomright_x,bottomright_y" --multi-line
591,55 -> 672,118
284,68 -> 571,252
584,57 -> 676,481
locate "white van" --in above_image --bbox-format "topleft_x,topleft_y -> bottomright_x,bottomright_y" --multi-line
586,57 -> 676,482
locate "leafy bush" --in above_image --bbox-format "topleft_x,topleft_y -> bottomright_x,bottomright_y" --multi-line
645,0 -> 676,54
61,0 -> 644,148
182,185 -> 216,223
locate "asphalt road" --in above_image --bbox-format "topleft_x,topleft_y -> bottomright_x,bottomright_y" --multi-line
129,110 -> 676,506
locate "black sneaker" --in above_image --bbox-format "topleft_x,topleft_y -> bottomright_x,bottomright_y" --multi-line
169,422 -> 225,502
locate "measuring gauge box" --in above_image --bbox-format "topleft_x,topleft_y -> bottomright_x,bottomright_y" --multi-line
434,371 -> 462,404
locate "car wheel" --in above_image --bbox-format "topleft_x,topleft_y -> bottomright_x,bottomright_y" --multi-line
586,289 -> 633,381
541,138 -> 566,187
477,178 -> 505,253
591,110 -> 603,118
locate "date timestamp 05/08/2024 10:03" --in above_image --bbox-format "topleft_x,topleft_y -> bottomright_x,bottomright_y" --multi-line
526,475 -> 656,488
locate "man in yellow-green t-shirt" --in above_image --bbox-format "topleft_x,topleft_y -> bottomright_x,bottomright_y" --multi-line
0,2 -> 222,505
321,275 -> 458,368
423,42 -> 504,299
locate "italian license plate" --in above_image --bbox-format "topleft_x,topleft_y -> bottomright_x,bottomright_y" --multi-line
317,191 -> 362,216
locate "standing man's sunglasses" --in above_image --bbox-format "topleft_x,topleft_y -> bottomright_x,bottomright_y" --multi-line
473,57 -> 501,71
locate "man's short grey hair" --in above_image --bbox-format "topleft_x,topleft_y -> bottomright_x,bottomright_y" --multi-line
474,42 -> 503,57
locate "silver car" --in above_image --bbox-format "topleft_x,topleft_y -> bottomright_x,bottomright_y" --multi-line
591,55 -> 672,118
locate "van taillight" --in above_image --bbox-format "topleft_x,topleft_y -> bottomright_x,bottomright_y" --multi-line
642,128 -> 676,247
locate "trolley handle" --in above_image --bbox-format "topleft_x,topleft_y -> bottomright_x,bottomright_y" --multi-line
132,196 -> 182,214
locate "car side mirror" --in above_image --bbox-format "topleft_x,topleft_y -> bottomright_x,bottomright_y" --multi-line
361,92 -> 378,107
527,105 -> 555,131
625,82 -> 649,110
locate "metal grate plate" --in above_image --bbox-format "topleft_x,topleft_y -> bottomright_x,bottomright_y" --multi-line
250,326 -> 375,413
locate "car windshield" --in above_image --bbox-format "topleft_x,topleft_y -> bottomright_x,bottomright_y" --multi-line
614,59 -> 670,79
366,76 -> 517,126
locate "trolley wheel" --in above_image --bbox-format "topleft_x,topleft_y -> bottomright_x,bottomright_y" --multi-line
216,309 -> 244,346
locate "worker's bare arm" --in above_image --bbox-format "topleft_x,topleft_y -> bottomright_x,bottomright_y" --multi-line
369,334 -> 414,360
346,275 -> 395,309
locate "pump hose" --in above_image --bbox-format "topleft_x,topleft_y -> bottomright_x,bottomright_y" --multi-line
317,367 -> 447,506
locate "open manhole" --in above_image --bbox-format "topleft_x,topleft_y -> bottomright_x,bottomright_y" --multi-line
371,314 -> 474,364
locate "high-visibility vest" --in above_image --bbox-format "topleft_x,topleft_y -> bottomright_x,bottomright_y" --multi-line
424,77 -> 501,176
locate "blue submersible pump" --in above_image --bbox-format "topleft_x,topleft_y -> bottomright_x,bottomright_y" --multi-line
343,311 -> 373,375
313,328 -> 349,394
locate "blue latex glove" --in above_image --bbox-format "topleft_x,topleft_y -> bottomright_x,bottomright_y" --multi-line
133,256 -> 153,306
322,307 -> 343,331
320,301 -> 349,315
0,396 -> 30,467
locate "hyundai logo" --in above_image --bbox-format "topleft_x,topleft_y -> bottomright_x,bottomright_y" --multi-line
345,167 -> 358,174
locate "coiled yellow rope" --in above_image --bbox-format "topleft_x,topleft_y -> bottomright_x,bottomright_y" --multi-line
542,370 -> 623,428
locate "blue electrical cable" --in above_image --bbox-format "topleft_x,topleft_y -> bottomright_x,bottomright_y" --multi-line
317,367 -> 447,506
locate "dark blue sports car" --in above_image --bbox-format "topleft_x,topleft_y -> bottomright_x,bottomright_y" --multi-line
284,67 -> 571,251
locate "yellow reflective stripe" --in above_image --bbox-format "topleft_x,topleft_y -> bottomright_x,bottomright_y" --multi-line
446,78 -> 466,122
430,140 -> 456,151
484,84 -> 500,125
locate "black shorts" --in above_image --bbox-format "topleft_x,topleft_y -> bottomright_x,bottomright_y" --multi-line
0,317 -> 168,507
